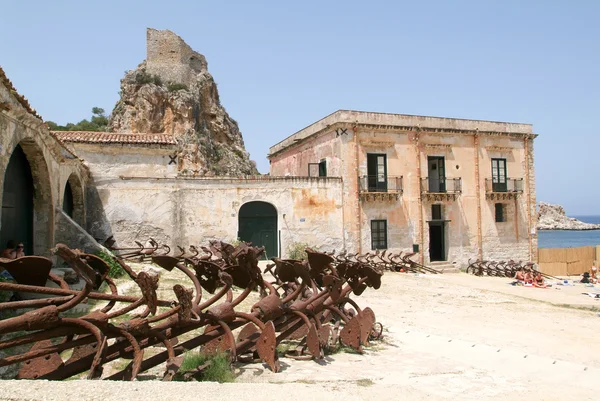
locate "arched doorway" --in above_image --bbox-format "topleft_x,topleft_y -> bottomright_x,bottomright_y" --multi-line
238,201 -> 277,259
1,145 -> 34,255
62,174 -> 84,226
63,181 -> 74,218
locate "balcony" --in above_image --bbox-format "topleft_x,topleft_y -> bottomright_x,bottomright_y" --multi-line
359,175 -> 403,201
420,177 -> 462,201
485,178 -> 523,200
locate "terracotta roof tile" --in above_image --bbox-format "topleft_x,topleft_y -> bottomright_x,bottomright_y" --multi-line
52,131 -> 177,145
0,66 -> 42,120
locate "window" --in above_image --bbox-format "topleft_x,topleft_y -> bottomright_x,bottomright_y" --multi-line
309,160 -> 327,177
495,203 -> 506,222
371,220 -> 388,250
432,204 -> 442,220
491,158 -> 507,192
318,160 -> 327,177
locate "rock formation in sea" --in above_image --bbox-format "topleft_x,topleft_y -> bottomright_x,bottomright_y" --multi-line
537,202 -> 600,230
108,28 -> 258,176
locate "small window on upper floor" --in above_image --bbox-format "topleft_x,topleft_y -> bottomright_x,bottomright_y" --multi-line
319,159 -> 327,177
432,204 -> 442,220
495,203 -> 506,222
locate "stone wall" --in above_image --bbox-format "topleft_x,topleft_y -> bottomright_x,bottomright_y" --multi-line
54,209 -> 104,254
0,74 -> 90,256
87,175 -> 344,258
64,142 -> 177,180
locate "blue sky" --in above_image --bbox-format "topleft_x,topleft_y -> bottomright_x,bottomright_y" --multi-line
1,0 -> 598,214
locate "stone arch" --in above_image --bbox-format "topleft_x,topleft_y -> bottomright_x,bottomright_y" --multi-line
0,139 -> 53,256
238,201 -> 278,259
62,173 -> 85,226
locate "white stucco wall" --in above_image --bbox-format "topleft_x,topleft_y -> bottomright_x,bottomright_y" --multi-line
88,176 -> 345,258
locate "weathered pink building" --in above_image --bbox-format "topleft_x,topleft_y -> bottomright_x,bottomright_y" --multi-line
269,110 -> 537,267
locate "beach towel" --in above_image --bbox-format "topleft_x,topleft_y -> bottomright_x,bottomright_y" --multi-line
581,292 -> 600,298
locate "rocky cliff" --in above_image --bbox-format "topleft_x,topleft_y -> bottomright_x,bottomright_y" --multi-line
537,202 -> 600,230
109,28 -> 258,176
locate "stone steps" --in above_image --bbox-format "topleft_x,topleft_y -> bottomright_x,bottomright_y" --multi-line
428,262 -> 461,274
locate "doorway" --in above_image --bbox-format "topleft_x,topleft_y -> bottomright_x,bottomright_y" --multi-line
238,201 -> 277,259
367,154 -> 387,192
427,156 -> 446,192
63,181 -> 74,218
1,145 -> 34,255
428,222 -> 445,262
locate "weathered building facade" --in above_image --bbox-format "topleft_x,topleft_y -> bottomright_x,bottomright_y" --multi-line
0,68 -> 92,257
53,132 -> 344,260
269,110 -> 538,266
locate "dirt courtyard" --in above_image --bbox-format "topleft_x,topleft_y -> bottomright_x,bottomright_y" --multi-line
1,272 -> 599,400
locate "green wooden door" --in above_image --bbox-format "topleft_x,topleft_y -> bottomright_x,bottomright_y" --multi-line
238,202 -> 277,259
428,156 -> 446,192
367,154 -> 387,192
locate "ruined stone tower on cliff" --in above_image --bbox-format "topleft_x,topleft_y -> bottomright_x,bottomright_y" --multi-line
109,28 -> 258,176
145,28 -> 208,88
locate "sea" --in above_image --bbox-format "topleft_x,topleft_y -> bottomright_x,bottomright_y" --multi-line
538,215 -> 600,248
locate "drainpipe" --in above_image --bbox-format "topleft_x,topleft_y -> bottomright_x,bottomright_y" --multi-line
340,174 -> 347,251
524,136 -> 533,261
354,123 -> 362,254
514,196 -> 519,242
474,133 -> 483,260
415,130 -> 424,265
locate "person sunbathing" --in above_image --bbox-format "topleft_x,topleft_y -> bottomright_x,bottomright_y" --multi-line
524,271 -> 534,285
591,267 -> 598,284
514,268 -> 525,282
532,272 -> 547,288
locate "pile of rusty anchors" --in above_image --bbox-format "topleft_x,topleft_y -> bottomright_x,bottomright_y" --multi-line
262,248 -> 384,360
0,241 -> 384,381
104,236 -> 167,262
466,259 -> 561,280
322,249 -> 440,274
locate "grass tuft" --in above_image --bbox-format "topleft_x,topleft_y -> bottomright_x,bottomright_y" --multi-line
356,378 -> 374,387
177,350 -> 235,383
324,343 -> 361,356
95,250 -> 126,279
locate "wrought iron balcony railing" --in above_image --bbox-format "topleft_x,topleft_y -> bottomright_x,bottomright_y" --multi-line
421,177 -> 462,194
420,177 -> 462,201
485,178 -> 523,200
484,178 -> 524,193
359,175 -> 402,201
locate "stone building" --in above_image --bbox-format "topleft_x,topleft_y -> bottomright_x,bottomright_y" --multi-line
0,68 -> 92,257
268,110 -> 538,267
0,29 -> 538,268
53,132 -> 344,260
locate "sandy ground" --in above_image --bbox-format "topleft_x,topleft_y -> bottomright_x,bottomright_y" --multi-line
1,271 -> 599,400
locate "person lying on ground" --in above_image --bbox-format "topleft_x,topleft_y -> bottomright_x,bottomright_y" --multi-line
532,272 -> 547,288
